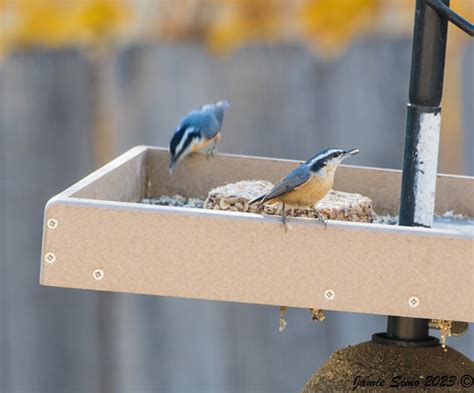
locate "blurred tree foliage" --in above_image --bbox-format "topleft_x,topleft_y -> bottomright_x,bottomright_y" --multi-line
156,0 -> 397,55
0,0 -> 131,54
1,0 -> 472,56
298,0 -> 379,54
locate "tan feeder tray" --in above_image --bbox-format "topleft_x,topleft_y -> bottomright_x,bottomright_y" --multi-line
41,146 -> 474,323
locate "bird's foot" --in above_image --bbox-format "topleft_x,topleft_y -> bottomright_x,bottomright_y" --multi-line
280,215 -> 291,233
316,211 -> 328,229
206,145 -> 217,159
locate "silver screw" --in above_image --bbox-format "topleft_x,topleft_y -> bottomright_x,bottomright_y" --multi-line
44,252 -> 56,264
324,289 -> 336,301
47,218 -> 58,230
408,296 -> 420,308
92,269 -> 105,281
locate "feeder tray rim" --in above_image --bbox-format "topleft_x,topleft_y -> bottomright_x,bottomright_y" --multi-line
46,196 -> 473,241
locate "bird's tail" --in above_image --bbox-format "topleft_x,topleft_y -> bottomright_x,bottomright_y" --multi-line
249,195 -> 264,205
249,195 -> 266,211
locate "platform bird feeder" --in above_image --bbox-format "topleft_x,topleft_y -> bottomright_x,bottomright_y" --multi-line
40,146 -> 473,323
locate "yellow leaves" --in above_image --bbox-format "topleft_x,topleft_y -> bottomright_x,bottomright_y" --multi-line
0,0 -> 131,54
1,1 -> 75,49
299,0 -> 379,55
203,0 -> 473,56
75,0 -> 130,42
155,0 -> 283,54
206,0 -> 282,53
204,0 -> 381,55
1,0 -> 473,57
155,0 -> 209,42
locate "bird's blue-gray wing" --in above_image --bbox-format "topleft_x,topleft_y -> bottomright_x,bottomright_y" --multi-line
260,165 -> 311,203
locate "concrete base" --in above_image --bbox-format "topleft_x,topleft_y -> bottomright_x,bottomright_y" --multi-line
302,341 -> 473,392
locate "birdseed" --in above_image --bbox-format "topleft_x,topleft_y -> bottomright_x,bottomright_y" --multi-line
310,308 -> 326,322
204,180 -> 376,222
279,306 -> 288,332
141,195 -> 204,208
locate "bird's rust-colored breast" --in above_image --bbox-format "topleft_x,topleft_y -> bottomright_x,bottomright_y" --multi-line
191,132 -> 221,153
271,174 -> 333,207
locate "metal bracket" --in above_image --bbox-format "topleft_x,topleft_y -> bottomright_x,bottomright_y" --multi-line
426,0 -> 474,36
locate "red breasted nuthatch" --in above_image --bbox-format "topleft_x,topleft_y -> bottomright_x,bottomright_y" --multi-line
169,100 -> 230,173
250,148 -> 359,231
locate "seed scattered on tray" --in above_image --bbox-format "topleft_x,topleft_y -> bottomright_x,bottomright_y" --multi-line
374,214 -> 398,225
142,195 -> 204,208
204,180 -> 376,222
374,213 -> 474,235
139,186 -> 473,233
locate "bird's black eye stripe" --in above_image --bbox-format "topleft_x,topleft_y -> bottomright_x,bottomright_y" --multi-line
310,160 -> 325,172
309,150 -> 343,172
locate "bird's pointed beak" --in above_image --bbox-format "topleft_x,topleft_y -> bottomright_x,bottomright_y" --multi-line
342,148 -> 359,157
169,158 -> 177,174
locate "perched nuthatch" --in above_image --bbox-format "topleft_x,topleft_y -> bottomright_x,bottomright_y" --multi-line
250,148 -> 359,231
169,100 -> 230,173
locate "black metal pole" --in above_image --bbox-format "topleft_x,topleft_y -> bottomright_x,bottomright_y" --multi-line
374,0 -> 449,346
